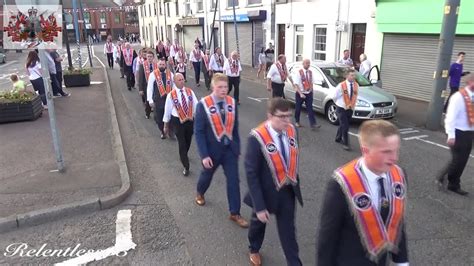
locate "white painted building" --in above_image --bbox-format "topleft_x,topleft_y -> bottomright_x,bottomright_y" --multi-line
274,0 -> 382,69
137,0 -> 273,66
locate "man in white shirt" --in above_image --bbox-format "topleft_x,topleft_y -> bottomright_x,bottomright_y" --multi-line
209,47 -> 226,74
292,58 -> 320,129
163,73 -> 198,176
318,120 -> 409,266
189,43 -> 204,87
338,49 -> 354,67
332,69 -> 358,151
437,73 -> 474,196
358,53 -> 371,78
267,54 -> 294,98
147,59 -> 175,139
223,51 -> 243,104
103,35 -> 115,69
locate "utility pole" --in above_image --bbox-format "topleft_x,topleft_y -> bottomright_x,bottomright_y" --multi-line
426,0 -> 461,130
78,0 -> 93,67
60,0 -> 73,69
71,0 -> 82,68
231,0 -> 239,54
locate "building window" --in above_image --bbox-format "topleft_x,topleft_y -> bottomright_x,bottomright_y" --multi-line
149,4 -> 152,16
175,1 -> 179,16
247,0 -> 261,5
83,12 -> 91,23
159,1 -> 163,15
313,25 -> 327,61
114,13 -> 121,23
167,3 -> 170,17
197,0 -> 204,12
100,12 -> 106,24
275,0 -> 287,3
227,0 -> 239,8
144,4 -> 147,16
154,3 -> 157,15
211,0 -> 217,10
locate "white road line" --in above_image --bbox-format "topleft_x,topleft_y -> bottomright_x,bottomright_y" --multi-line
248,97 -> 269,102
348,132 -> 359,137
55,210 -> 136,265
0,60 -> 18,69
400,130 -> 420,134
416,138 -> 474,158
93,46 -> 106,68
399,128 -> 413,131
403,135 -> 428,140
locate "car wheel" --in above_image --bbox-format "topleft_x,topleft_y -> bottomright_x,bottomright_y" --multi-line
325,101 -> 339,125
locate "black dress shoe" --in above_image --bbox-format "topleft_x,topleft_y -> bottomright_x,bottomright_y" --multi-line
447,187 -> 469,196
435,175 -> 447,191
183,169 -> 189,176
343,145 -> 351,151
160,133 -> 166,139
128,87 -> 131,91
335,139 -> 342,144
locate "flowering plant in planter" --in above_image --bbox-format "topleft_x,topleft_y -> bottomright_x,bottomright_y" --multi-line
0,90 -> 36,104
63,68 -> 92,87
63,68 -> 93,76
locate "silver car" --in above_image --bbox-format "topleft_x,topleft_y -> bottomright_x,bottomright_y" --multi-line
284,62 -> 397,124
0,51 -> 5,64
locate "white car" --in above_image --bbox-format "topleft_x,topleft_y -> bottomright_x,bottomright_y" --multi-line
284,61 -> 397,124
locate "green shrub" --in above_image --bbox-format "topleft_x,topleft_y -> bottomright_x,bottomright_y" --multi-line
0,90 -> 37,104
63,68 -> 93,75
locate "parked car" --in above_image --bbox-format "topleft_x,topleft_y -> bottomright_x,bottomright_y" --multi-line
284,61 -> 397,125
0,48 -> 5,64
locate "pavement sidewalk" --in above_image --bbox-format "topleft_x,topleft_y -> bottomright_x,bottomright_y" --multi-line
0,67 -> 126,230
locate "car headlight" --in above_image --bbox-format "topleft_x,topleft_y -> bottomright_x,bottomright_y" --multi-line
356,99 -> 371,107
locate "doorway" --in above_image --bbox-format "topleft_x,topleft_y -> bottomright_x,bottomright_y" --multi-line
277,24 -> 286,56
350,23 -> 366,68
294,25 -> 304,62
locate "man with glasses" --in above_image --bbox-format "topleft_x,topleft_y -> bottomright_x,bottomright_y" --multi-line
244,98 -> 303,266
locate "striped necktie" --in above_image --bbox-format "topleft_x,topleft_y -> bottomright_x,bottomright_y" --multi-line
180,89 -> 189,116
377,177 -> 390,225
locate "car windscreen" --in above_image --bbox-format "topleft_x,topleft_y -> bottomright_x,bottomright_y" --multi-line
320,67 -> 372,87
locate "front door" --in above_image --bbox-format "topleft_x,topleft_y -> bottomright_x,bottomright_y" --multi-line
350,23 -> 366,69
277,24 -> 285,55
294,25 -> 304,62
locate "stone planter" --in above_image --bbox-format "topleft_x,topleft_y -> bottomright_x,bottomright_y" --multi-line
63,73 -> 91,88
0,95 -> 43,123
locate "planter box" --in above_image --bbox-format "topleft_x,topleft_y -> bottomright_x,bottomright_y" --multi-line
64,73 -> 91,88
0,95 -> 43,123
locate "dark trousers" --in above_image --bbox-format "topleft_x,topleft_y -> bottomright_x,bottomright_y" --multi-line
50,73 -> 65,96
56,71 -> 63,90
141,94 -> 152,117
294,91 -> 316,126
444,86 -> 459,112
336,107 -> 353,146
124,66 -> 133,88
154,107 -> 165,133
272,82 -> 285,98
31,78 -> 47,105
171,117 -> 194,170
228,76 -> 241,102
248,186 -> 301,266
197,148 -> 241,215
106,53 -> 114,68
440,129 -> 473,189
193,62 -> 201,84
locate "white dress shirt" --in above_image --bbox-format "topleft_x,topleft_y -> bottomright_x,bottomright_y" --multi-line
45,52 -> 57,75
338,57 -> 353,66
333,80 -> 356,109
266,63 -> 288,84
445,87 -> 474,139
170,45 -> 178,58
146,70 -> 175,104
359,60 -> 372,78
28,63 -> 42,80
189,49 -> 204,63
209,54 -> 227,72
223,59 -> 242,77
104,42 -> 115,54
292,68 -> 312,94
266,122 -> 290,167
163,87 -> 199,123
359,159 -> 409,266
174,50 -> 188,63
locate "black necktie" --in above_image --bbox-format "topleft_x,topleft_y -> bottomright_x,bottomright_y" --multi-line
149,64 -> 153,71
349,82 -> 354,100
377,177 -> 390,224
278,133 -> 287,166
217,101 -> 225,123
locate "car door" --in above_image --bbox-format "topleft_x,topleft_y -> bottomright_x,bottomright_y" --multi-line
311,67 -> 328,111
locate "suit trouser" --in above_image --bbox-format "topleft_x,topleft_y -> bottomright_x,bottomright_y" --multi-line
248,186 -> 301,266
106,53 -> 114,68
440,129 -> 473,189
228,76 -> 241,102
294,91 -> 316,126
197,146 -> 241,215
50,73 -> 65,96
203,69 -> 211,90
272,82 -> 285,98
192,62 -> 201,84
171,117 -> 194,170
57,71 -> 63,89
336,107 -> 353,146
141,93 -> 152,117
119,62 -> 125,77
124,66 -> 134,88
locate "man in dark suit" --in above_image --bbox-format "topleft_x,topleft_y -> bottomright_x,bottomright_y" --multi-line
120,42 -> 138,91
317,120 -> 409,266
243,98 -> 303,266
138,50 -> 157,119
194,73 -> 249,228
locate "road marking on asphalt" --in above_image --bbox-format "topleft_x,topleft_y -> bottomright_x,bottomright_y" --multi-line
415,138 -> 474,158
91,81 -> 104,85
248,97 -> 269,102
0,60 -> 18,69
399,128 -> 413,131
93,46 -> 106,68
400,130 -> 420,134
349,132 -> 359,137
55,209 -> 136,265
403,135 -> 428,140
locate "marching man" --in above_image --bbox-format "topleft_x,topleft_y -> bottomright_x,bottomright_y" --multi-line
194,73 -> 249,228
202,49 -> 212,91
292,59 -> 320,129
114,40 -> 125,78
138,50 -> 158,119
147,59 -> 175,139
189,43 -> 204,87
163,73 -> 198,176
120,42 -> 138,91
209,47 -> 226,74
223,51 -> 242,104
244,98 -> 303,266
103,35 -> 115,69
267,55 -> 293,98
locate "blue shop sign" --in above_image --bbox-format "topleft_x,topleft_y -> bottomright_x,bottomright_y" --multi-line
220,14 -> 249,22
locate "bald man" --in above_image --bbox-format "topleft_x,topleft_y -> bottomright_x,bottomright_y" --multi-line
120,42 -> 138,90
163,73 -> 198,176
292,58 -> 320,129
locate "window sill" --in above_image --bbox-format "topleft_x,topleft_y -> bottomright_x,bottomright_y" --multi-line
246,3 -> 263,7
226,6 -> 240,10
